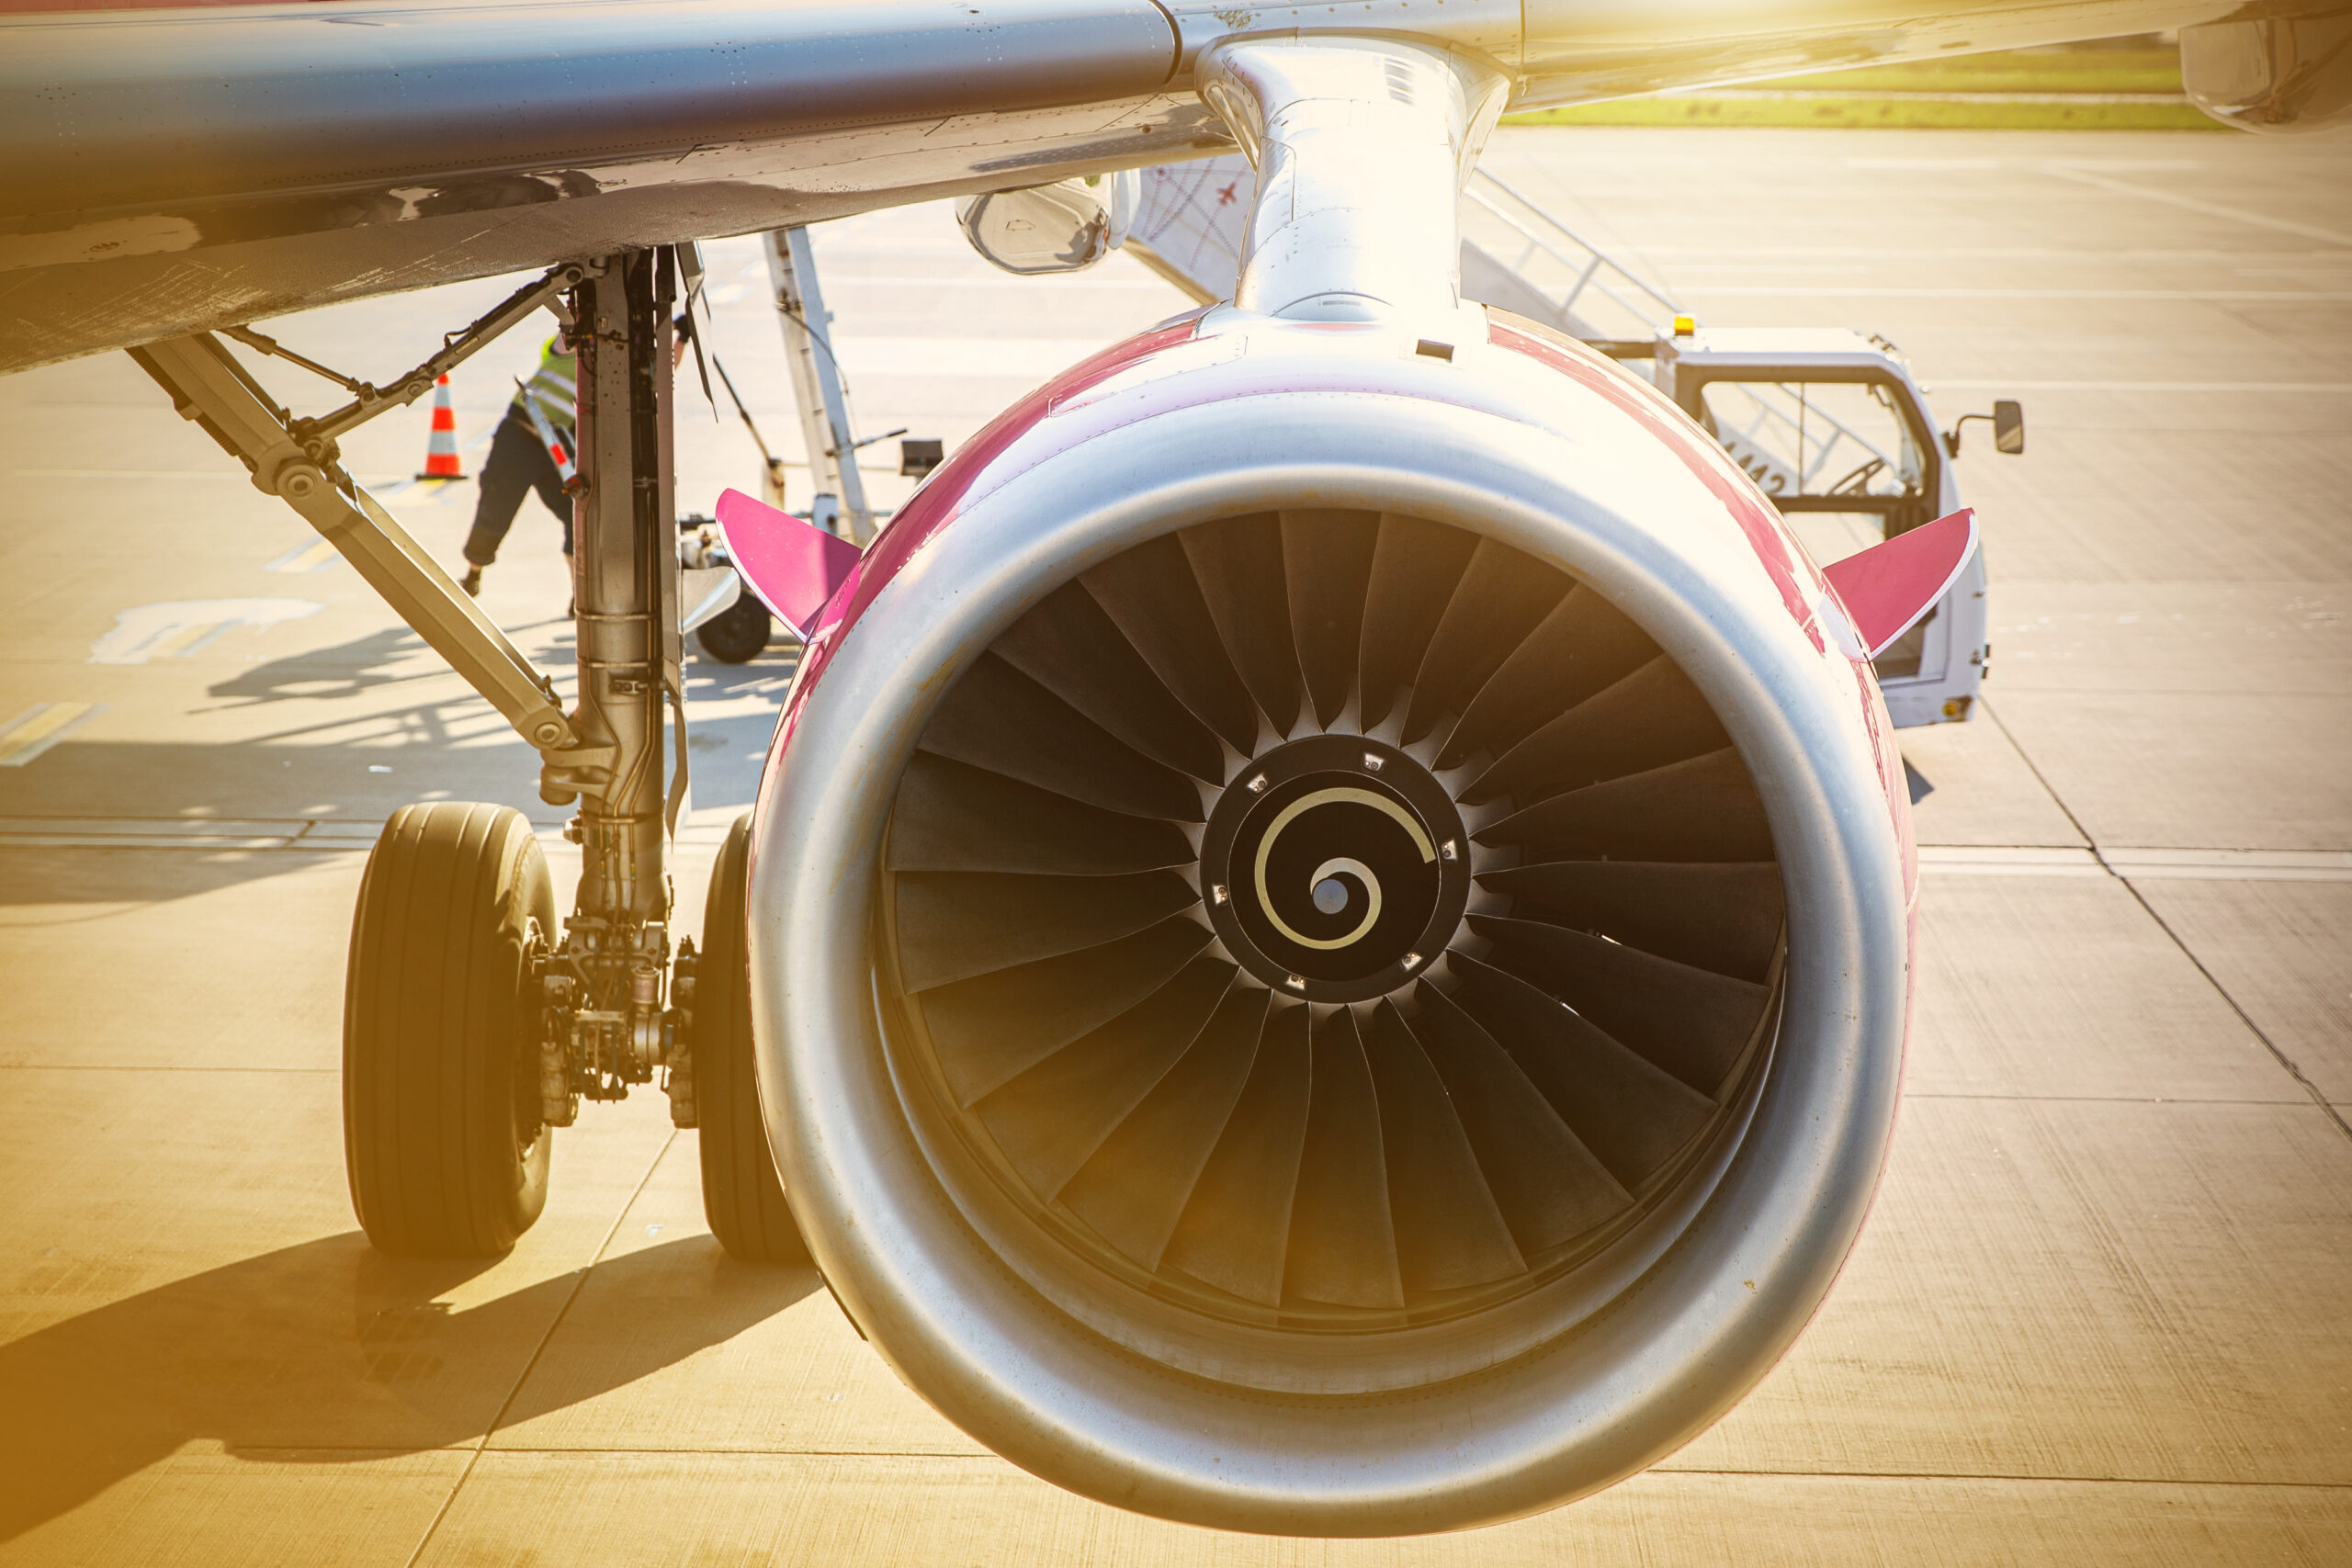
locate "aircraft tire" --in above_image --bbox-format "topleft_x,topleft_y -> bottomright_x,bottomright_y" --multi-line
695,592 -> 771,664
344,802 -> 554,1257
696,813 -> 811,1264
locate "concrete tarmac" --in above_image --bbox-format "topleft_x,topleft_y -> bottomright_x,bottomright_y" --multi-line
1,128 -> 2348,1565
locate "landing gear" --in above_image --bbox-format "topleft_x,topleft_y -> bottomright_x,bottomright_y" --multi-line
143,243 -> 783,1259
695,592 -> 772,664
689,814 -> 809,1263
344,803 -> 554,1257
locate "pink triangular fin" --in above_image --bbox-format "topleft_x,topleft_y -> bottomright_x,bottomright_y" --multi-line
715,488 -> 862,636
1824,507 -> 1979,659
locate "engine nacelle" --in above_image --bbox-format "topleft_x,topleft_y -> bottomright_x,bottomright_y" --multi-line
745,299 -> 1915,1535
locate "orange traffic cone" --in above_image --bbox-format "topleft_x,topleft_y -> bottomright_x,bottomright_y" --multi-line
415,374 -> 467,480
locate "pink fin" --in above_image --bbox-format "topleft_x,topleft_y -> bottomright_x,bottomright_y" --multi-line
716,488 -> 862,636
1824,507 -> 1979,659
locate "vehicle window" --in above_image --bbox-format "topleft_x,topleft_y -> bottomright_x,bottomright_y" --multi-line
1693,378 -> 1926,504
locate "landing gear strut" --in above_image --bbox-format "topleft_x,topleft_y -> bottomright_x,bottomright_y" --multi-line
527,248 -> 687,1145
132,244 -> 804,1260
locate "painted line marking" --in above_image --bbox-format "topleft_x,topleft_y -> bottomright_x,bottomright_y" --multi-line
1690,89 -> 2192,106
1919,846 -> 2352,882
1683,286 -> 2352,302
8,469 -> 244,480
1929,381 -> 2352,393
88,599 -> 323,665
0,705 -> 104,768
265,538 -> 342,573
0,817 -> 733,853
0,816 -> 2335,881
2103,848 -> 2352,882
2039,164 -> 2352,249
1919,846 -> 2104,876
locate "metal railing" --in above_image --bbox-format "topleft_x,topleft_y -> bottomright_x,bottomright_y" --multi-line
1461,168 -> 1686,344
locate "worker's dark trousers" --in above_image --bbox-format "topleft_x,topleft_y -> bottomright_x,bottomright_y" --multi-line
462,411 -> 573,567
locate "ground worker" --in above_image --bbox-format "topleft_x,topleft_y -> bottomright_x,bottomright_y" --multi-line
458,333 -> 575,596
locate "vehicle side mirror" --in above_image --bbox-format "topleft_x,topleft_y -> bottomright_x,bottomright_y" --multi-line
1946,399 -> 2027,457
956,174 -> 1135,276
1992,398 -> 2025,455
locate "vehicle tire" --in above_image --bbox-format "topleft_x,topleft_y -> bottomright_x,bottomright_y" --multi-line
345,802 -> 554,1257
696,812 -> 811,1263
695,589 -> 772,664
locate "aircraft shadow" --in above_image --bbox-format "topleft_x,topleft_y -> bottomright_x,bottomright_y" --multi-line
0,1231 -> 818,1541
0,624 -> 793,908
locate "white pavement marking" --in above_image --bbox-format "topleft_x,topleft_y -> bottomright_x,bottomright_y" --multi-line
2040,164 -> 2352,249
1696,89 -> 2192,105
0,704 -> 104,768
1686,286 -> 2352,301
833,337 -> 1115,378
2,817 -> 2341,879
87,598 -> 322,664
1918,846 -> 2106,876
263,537 -> 342,573
823,275 -> 1176,292
0,816 -> 734,852
1931,380 -> 2352,393
2102,848 -> 2352,882
10,469 -> 243,480
1918,846 -> 2352,882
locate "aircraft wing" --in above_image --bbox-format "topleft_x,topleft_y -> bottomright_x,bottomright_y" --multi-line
0,0 -> 2241,373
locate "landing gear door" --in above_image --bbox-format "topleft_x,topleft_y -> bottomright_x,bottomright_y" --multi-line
1670,353 -> 1987,727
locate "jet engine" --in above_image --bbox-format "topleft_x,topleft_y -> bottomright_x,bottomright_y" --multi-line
743,301 -> 1915,1535
743,35 -> 1915,1537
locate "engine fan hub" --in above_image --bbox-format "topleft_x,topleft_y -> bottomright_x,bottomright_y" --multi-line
1200,736 -> 1469,1003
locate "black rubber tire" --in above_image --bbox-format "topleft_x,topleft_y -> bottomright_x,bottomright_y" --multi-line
695,590 -> 772,664
344,802 -> 554,1257
697,813 -> 811,1263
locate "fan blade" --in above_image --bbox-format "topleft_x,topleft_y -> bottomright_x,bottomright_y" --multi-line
1406,982 -> 1630,1255
1282,1007 -> 1404,1310
1466,655 -> 1727,808
1440,586 -> 1657,770
892,869 -> 1202,993
888,753 -> 1194,876
1181,513 -> 1302,737
1476,748 -> 1772,864
1477,860 -> 1783,984
1469,916 -> 1770,1097
1161,1003 -> 1314,1306
1060,985 -> 1271,1270
1357,515 -> 1478,732
917,916 -> 1213,1106
973,957 -> 1236,1200
1402,540 -> 1570,747
1362,1001 -> 1524,1292
1280,510 -> 1380,729
1080,534 -> 1259,756
991,580 -> 1226,782
1446,953 -> 1718,1190
919,654 -> 1204,823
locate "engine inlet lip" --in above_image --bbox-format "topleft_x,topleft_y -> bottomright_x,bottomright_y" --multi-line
752,371 -> 1910,1532
1199,734 -> 1468,1003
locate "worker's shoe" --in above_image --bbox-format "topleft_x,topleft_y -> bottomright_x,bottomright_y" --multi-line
459,566 -> 482,598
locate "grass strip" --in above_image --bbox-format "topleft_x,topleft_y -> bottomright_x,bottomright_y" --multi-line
1503,43 -> 2216,130
1506,96 -> 2215,131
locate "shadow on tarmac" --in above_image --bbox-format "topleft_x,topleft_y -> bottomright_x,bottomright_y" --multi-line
0,1231 -> 818,1541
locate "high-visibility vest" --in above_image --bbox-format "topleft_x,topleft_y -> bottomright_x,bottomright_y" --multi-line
510,336 -> 577,435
